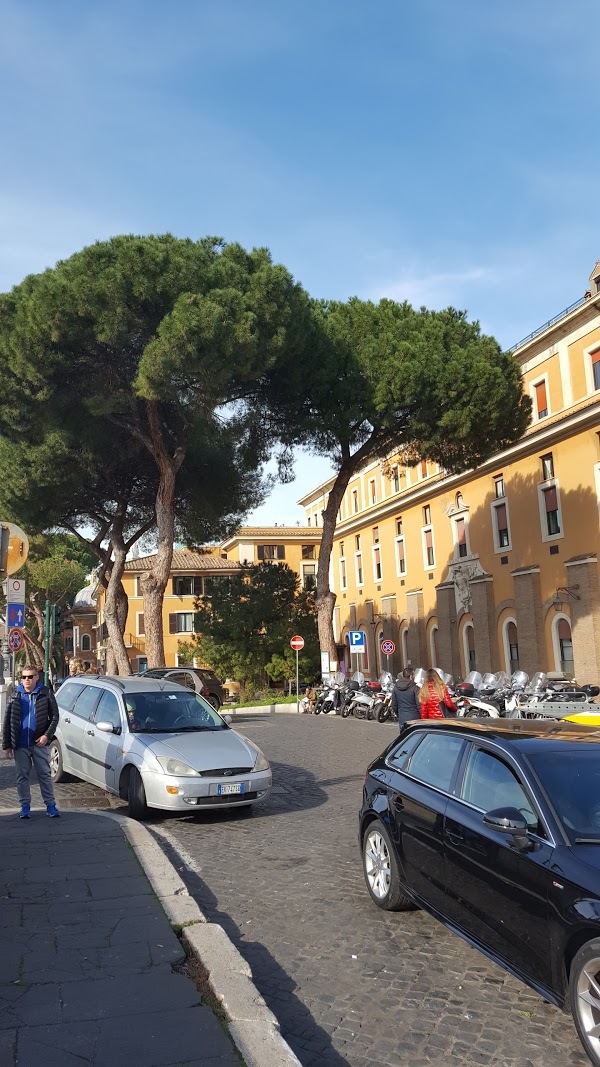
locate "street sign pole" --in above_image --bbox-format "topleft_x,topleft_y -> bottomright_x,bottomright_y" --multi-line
296,648 -> 299,715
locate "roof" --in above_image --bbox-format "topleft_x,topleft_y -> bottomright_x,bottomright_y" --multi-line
58,675 -> 193,694
405,718 -> 600,747
124,551 -> 241,573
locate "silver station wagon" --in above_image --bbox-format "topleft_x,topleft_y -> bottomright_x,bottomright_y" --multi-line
50,676 -> 272,818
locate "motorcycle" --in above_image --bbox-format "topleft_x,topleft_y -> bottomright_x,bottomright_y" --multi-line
318,672 -> 346,714
343,672 -> 381,719
454,670 -> 501,718
371,672 -> 394,723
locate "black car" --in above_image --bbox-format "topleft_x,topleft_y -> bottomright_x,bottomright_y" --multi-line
141,667 -> 225,710
359,718 -> 600,1066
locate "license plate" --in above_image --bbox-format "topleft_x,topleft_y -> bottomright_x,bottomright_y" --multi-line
218,783 -> 244,795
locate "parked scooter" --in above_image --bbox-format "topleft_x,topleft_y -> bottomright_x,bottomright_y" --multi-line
454,670 -> 502,718
317,672 -> 346,714
343,672 -> 382,719
371,672 -> 395,722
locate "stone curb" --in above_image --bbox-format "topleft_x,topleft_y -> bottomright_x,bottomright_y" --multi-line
89,810 -> 302,1067
228,702 -> 304,716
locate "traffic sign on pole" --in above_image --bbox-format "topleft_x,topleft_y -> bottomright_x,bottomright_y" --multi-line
290,635 -> 304,651
8,628 -> 23,653
349,631 -> 366,654
7,577 -> 26,603
7,603 -> 25,629
381,639 -> 395,656
290,636 -> 304,713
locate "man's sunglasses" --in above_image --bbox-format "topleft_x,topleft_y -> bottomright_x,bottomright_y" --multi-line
21,674 -> 37,680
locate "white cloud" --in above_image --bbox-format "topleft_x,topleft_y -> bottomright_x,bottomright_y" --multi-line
370,265 -> 501,309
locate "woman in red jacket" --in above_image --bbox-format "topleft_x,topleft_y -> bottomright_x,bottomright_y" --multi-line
418,669 -> 457,719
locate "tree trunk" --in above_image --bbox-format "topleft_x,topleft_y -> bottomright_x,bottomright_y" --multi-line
315,461 -> 355,668
141,402 -> 185,668
104,542 -> 132,676
22,628 -> 44,669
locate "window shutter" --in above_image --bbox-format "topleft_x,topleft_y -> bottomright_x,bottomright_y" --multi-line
172,578 -> 178,595
193,577 -> 203,597
277,545 -> 285,559
456,518 -> 466,545
397,540 -> 405,562
535,381 -> 547,414
544,486 -> 558,512
169,613 -> 177,634
495,504 -> 507,530
257,545 -> 265,560
592,349 -> 600,367
557,618 -> 571,641
425,529 -> 433,549
139,614 -> 145,635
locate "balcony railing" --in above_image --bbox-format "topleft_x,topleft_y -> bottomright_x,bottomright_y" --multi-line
511,295 -> 588,351
124,634 -> 145,650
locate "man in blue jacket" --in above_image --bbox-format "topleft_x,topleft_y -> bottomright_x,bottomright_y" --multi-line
2,666 -> 60,819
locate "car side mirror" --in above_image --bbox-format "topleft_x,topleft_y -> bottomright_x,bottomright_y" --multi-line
223,714 -> 232,725
96,720 -> 121,735
483,806 -> 528,838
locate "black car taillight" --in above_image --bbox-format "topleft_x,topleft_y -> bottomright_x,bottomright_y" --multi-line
203,684 -> 210,697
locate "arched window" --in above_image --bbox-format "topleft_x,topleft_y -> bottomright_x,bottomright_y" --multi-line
400,626 -> 409,668
501,618 -> 519,673
552,614 -> 574,676
81,634 -> 91,652
429,625 -> 439,668
462,622 -> 476,674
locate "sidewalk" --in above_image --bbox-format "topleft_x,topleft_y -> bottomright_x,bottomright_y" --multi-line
0,810 -> 241,1067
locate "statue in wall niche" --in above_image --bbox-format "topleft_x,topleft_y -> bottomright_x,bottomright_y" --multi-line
453,566 -> 471,613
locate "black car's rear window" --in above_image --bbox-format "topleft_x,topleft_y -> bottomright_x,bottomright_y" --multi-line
528,749 -> 600,844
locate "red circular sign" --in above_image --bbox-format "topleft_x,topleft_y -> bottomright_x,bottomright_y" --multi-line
290,635 -> 304,651
8,628 -> 24,652
381,639 -> 395,656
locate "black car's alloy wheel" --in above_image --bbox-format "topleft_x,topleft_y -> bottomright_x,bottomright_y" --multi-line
362,821 -> 412,911
569,939 -> 600,1066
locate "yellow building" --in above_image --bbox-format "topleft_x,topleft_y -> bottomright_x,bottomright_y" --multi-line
299,263 -> 600,683
96,527 -> 320,671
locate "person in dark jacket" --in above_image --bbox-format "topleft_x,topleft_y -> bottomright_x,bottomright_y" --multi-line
391,668 -> 420,729
2,666 -> 60,819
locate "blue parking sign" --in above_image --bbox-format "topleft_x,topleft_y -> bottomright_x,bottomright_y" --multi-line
349,630 -> 366,654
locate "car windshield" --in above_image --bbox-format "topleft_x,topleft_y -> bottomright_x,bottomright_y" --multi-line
528,749 -> 600,844
124,690 -> 227,733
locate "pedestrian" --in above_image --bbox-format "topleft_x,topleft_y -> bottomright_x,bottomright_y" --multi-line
392,668 -> 421,730
2,666 -> 61,819
68,660 -> 79,677
418,668 -> 457,719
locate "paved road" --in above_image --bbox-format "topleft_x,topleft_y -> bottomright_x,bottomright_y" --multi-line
0,714 -> 589,1067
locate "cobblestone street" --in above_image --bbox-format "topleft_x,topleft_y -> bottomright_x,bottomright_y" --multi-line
0,714 -> 589,1067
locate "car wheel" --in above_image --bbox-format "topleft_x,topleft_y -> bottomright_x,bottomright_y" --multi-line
569,939 -> 600,1066
49,739 -> 68,783
362,821 -> 412,911
207,695 -> 221,712
127,768 -> 148,820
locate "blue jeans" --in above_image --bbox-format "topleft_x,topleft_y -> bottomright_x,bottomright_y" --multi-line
14,745 -> 56,806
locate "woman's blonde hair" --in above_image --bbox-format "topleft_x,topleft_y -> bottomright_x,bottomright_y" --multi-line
419,668 -> 445,703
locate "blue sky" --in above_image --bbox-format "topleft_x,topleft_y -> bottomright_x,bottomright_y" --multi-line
2,0 -> 599,525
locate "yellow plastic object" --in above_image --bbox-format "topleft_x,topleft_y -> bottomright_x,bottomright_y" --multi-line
562,713 -> 600,727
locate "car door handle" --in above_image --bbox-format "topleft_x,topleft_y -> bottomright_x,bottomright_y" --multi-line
63,716 -> 71,723
446,829 -> 465,845
86,729 -> 95,736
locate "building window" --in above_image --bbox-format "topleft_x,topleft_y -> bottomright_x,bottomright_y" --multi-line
534,380 -> 548,419
391,466 -> 400,492
355,553 -> 363,586
396,517 -> 403,537
558,618 -> 574,675
302,545 -> 315,560
339,541 -> 344,557
455,517 -> 468,558
65,637 -> 73,652
173,576 -> 203,597
313,514 -> 318,527
494,502 -> 510,548
423,526 -> 435,569
369,478 -> 377,505
494,475 -> 505,498
355,534 -> 361,551
592,348 -> 600,391
395,535 -> 406,576
302,565 -> 316,589
169,612 -> 195,634
81,634 -> 91,651
372,545 -> 382,581
352,488 -> 359,513
137,612 -> 145,636
339,557 -> 347,590
542,486 -> 561,536
257,545 -> 285,560
541,453 -> 554,480
506,621 -> 519,673
307,517 -> 311,527
373,526 -> 379,544
423,504 -> 431,525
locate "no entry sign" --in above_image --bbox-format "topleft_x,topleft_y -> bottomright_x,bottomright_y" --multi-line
290,635 -> 304,652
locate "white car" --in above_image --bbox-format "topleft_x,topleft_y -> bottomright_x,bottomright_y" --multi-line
50,676 -> 271,818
